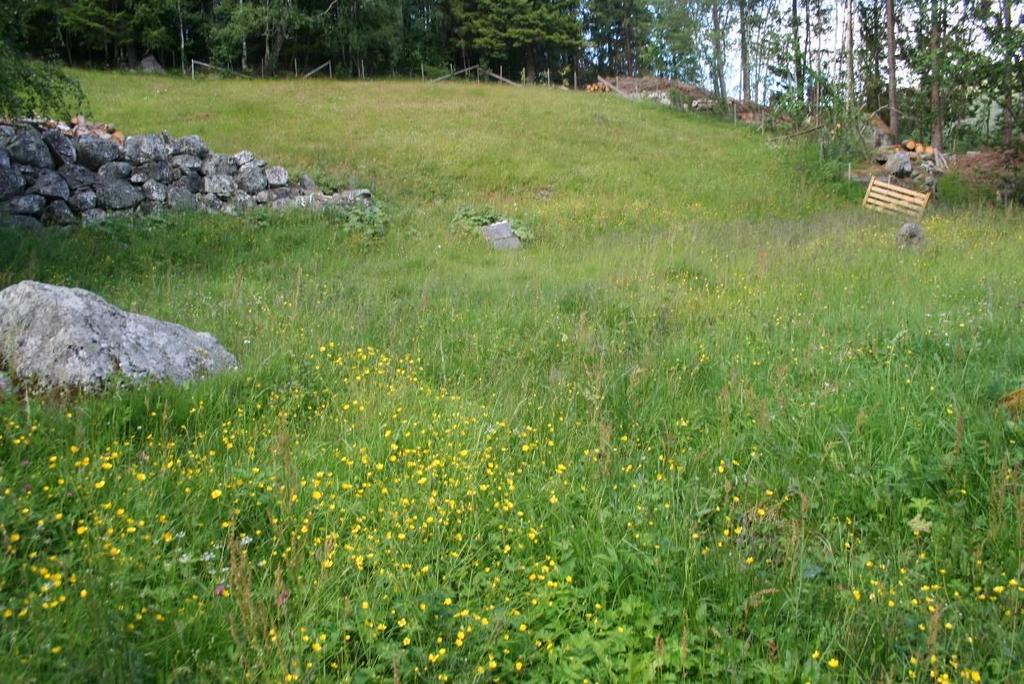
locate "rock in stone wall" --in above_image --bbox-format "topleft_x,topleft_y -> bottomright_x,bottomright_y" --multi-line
0,118 -> 372,229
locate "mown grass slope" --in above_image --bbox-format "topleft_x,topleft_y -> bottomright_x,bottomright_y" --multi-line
1,74 -> 1022,682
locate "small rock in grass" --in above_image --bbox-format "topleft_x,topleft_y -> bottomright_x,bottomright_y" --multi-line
0,372 -> 13,399
896,222 -> 925,248
480,220 -> 522,251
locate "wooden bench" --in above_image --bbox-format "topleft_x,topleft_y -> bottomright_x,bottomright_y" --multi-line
862,176 -> 931,220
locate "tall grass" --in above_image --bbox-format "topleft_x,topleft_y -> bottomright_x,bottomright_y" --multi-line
0,74 -> 1021,681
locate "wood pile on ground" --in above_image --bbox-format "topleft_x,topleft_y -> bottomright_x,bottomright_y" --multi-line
587,76 -> 762,121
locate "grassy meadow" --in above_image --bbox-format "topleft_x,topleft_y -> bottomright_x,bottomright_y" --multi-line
1,73 -> 1022,682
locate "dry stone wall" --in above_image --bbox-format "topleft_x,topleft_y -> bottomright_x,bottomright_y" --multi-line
0,119 -> 371,229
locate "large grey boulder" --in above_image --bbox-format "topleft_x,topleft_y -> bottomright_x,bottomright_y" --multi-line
177,135 -> 209,159
29,170 -> 71,201
233,150 -> 256,166
885,152 -> 913,178
138,160 -> 173,184
124,134 -> 169,164
41,200 -> 75,225
8,129 -> 54,169
140,55 -> 165,74
81,208 -> 107,224
236,163 -> 268,194
0,214 -> 42,230
142,179 -> 167,203
171,154 -> 202,172
59,164 -> 98,191
265,166 -> 288,187
69,190 -> 97,212
96,178 -> 144,210
0,281 -> 238,393
173,171 -> 203,194
6,194 -> 46,216
204,174 -> 236,199
201,154 -> 237,177
98,161 -> 133,179
167,186 -> 198,210
41,129 -> 77,167
74,136 -> 121,170
0,168 -> 26,200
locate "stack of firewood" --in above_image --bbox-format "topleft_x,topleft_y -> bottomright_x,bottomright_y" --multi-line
900,138 -> 935,156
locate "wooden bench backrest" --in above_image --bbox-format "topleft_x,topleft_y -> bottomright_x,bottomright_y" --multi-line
862,176 -> 931,220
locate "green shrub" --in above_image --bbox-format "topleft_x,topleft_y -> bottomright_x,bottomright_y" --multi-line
0,40 -> 86,119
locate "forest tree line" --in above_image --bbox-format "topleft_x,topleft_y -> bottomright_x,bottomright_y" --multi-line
1,0 -> 1021,149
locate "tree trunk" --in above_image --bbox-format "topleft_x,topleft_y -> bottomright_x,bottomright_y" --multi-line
739,0 -> 750,103
803,0 -> 811,103
929,0 -> 944,151
792,0 -> 803,102
1002,0 -> 1014,146
711,0 -> 725,99
269,30 -> 285,73
846,0 -> 855,109
885,0 -> 898,137
178,0 -> 187,75
240,0 -> 247,71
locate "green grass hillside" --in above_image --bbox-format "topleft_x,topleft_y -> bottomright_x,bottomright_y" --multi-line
1,74 -> 1022,682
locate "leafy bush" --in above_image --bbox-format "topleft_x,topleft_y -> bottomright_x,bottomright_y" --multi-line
450,206 -> 533,240
326,203 -> 388,241
0,40 -> 86,119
